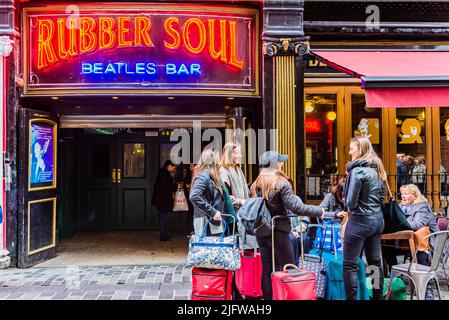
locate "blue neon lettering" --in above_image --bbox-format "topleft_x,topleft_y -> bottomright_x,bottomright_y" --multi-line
82,63 -> 93,74
146,63 -> 156,75
135,63 -> 145,74
125,63 -> 134,74
104,63 -> 116,74
93,63 -> 103,74
178,64 -> 189,75
190,64 -> 201,75
166,63 -> 177,75
116,62 -> 125,73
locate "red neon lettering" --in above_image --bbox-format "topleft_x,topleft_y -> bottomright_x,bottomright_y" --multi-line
164,17 -> 181,50
134,16 -> 154,47
37,19 -> 58,69
79,17 -> 97,54
228,21 -> 244,70
182,18 -> 206,54
208,19 -> 227,63
117,17 -> 132,48
99,17 -> 116,50
57,18 -> 77,60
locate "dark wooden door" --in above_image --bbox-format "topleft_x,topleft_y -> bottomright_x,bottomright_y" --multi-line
81,136 -> 117,230
116,138 -> 155,229
18,109 -> 59,267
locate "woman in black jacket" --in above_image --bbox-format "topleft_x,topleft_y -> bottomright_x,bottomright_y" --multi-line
189,148 -> 234,236
250,151 -> 325,300
343,137 -> 386,300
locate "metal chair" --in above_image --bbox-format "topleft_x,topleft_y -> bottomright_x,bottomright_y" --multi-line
389,230 -> 449,300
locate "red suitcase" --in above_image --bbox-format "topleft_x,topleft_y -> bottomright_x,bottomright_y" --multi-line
272,264 -> 317,300
235,249 -> 263,298
271,215 -> 317,300
191,268 -> 233,300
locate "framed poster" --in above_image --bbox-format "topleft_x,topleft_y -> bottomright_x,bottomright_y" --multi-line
28,119 -> 57,191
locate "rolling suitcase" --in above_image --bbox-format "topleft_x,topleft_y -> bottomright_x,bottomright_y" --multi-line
191,268 -> 233,300
271,215 -> 317,300
235,249 -> 263,298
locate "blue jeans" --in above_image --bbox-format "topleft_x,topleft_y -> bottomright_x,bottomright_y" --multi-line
159,212 -> 169,237
343,214 -> 384,300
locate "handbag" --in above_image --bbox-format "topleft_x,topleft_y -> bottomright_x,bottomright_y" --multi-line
382,179 -> 412,234
173,189 -> 189,212
185,217 -> 241,271
414,226 -> 430,251
314,220 -> 343,253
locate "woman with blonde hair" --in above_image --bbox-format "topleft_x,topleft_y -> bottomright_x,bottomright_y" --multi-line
189,147 -> 235,236
251,151 -> 325,300
383,184 -> 439,299
343,137 -> 386,300
219,142 -> 250,211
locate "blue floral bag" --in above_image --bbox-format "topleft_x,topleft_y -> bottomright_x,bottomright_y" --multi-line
185,217 -> 241,271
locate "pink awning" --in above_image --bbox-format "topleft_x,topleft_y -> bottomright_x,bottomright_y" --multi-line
311,50 -> 449,108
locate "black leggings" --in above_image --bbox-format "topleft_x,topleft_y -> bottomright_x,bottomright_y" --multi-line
257,230 -> 295,300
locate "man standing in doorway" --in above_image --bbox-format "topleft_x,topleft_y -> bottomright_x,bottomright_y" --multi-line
152,160 -> 177,242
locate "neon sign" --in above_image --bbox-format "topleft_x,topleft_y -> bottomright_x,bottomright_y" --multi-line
23,5 -> 259,95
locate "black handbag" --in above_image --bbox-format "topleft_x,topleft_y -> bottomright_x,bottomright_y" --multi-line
382,179 -> 412,234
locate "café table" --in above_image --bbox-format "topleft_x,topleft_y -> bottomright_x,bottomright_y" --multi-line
381,230 -> 416,276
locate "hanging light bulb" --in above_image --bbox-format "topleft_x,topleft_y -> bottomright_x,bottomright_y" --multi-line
327,111 -> 337,121
305,101 -> 314,113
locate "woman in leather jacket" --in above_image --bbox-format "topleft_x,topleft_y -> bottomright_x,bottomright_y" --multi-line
342,137 -> 386,300
250,151 -> 325,300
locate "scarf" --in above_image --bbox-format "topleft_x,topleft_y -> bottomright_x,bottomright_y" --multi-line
221,166 -> 250,200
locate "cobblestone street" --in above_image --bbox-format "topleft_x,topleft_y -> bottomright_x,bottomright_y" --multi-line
0,264 -> 192,300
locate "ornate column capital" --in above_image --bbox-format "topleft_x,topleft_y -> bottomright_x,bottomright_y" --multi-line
263,38 -> 310,57
0,35 -> 13,57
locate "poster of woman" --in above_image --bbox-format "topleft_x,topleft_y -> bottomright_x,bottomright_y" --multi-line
29,121 -> 56,189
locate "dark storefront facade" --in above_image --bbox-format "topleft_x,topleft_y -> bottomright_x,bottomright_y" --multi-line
2,0 -> 449,268
0,0 -> 309,267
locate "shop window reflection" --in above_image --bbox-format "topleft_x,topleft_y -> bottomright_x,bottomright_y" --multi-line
351,94 -> 382,156
124,143 -> 145,178
304,94 -> 338,199
440,108 -> 449,210
396,108 -> 426,195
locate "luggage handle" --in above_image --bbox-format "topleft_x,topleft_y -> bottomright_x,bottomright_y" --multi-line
199,213 -> 238,245
283,264 -> 300,273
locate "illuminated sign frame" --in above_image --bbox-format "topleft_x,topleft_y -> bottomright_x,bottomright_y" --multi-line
22,3 -> 260,96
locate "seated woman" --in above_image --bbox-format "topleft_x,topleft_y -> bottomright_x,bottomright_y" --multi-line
383,184 -> 439,300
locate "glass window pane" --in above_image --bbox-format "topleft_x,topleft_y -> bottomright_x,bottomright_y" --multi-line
440,108 -> 449,204
123,143 -> 145,178
351,94 -> 382,156
88,144 -> 110,178
304,93 -> 338,199
396,108 -> 426,194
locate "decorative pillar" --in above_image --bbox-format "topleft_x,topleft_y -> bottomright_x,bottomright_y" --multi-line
262,0 -> 309,193
0,35 -> 13,269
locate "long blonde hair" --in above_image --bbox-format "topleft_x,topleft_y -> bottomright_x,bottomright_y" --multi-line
250,168 -> 290,200
400,184 -> 428,205
220,142 -> 241,169
350,137 -> 387,181
192,148 -> 223,195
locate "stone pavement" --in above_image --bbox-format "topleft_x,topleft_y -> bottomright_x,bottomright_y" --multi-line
1,263 -> 448,300
0,264 -> 192,300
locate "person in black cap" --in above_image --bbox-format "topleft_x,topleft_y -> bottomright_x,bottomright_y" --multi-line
250,151 -> 325,300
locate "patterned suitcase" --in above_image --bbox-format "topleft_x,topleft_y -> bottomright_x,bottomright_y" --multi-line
191,268 -> 233,300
